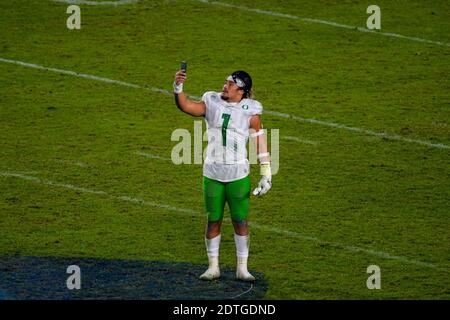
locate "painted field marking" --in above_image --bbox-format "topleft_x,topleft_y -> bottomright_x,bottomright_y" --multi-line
265,110 -> 450,150
194,0 -> 450,47
0,57 -> 448,150
0,170 -> 447,273
230,284 -> 253,299
134,152 -> 172,161
51,0 -> 450,47
52,0 -> 139,6
283,135 -> 318,145
54,159 -> 90,168
0,171 -> 196,214
249,221 -> 448,272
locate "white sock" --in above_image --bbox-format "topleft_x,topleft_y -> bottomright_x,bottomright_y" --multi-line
234,233 -> 249,259
205,234 -> 221,268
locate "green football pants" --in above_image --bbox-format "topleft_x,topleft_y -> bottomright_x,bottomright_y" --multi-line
203,175 -> 250,223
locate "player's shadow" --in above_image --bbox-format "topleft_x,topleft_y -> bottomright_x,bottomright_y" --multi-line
0,256 -> 268,300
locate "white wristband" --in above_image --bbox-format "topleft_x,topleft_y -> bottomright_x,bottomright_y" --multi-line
173,82 -> 183,94
250,130 -> 264,138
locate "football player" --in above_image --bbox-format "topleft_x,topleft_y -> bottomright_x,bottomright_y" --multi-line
173,68 -> 272,281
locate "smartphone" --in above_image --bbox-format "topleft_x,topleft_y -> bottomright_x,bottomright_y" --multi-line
180,61 -> 187,72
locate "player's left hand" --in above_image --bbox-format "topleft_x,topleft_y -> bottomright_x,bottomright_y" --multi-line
174,70 -> 186,85
253,175 -> 272,196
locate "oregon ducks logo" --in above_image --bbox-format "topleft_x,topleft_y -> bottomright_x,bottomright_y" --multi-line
242,104 -> 249,110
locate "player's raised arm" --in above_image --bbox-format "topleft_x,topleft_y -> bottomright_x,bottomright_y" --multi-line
250,115 -> 272,196
173,70 -> 206,117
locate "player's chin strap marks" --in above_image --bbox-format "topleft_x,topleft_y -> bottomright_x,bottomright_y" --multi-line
173,82 -> 183,94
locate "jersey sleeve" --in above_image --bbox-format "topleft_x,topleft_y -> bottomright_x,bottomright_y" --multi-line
249,100 -> 263,116
202,91 -> 213,105
202,91 -> 216,121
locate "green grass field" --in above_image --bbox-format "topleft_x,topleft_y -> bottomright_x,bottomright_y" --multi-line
0,0 -> 449,299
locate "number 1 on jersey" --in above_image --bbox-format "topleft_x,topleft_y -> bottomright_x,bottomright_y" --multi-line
221,113 -> 231,146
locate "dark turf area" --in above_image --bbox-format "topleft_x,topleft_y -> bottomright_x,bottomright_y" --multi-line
0,256 -> 267,300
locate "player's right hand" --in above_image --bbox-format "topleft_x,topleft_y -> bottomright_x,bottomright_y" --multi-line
174,70 -> 186,85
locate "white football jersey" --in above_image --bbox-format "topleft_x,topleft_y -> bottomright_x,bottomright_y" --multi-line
202,91 -> 263,182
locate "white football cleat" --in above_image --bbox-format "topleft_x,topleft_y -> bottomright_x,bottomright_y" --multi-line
236,268 -> 255,282
199,267 -> 220,281
236,257 -> 255,282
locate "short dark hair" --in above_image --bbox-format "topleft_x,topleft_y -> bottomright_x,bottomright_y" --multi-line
231,70 -> 252,98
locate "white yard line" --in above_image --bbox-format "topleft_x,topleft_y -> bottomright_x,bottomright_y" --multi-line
283,135 -> 318,145
1,170 -> 447,273
0,171 -> 196,214
134,152 -> 172,161
52,0 -> 139,6
54,159 -> 90,168
1,57 -> 448,150
194,0 -> 450,47
249,221 -> 448,272
265,110 -> 449,150
229,284 -> 253,299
